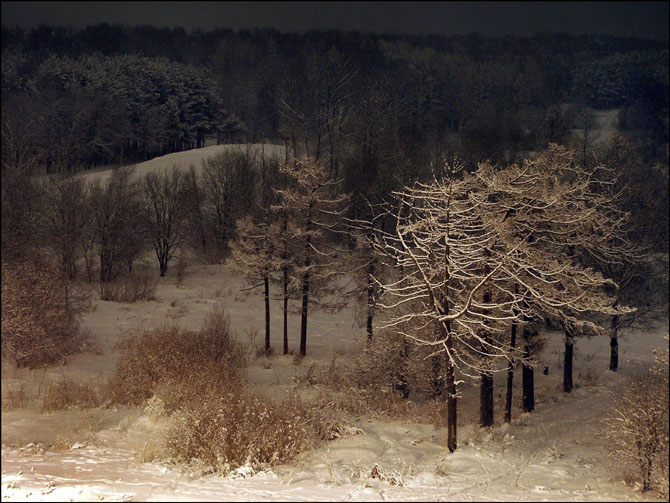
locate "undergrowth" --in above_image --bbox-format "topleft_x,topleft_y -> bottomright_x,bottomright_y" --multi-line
107,306 -> 354,475
41,377 -> 100,411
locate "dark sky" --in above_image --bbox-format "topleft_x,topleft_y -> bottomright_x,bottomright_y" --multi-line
2,1 -> 668,40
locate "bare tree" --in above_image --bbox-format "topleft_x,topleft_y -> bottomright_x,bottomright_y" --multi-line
371,165 -> 528,450
472,145 -> 631,414
200,149 -> 258,259
274,158 -> 349,356
141,167 -> 188,277
571,106 -> 601,168
227,156 -> 283,353
89,166 -> 144,283
40,174 -> 89,280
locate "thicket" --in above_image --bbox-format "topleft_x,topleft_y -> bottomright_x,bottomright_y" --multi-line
107,307 -> 246,407
1,258 -> 86,368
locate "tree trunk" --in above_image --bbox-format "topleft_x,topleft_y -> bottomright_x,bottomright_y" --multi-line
82,249 -> 92,283
264,273 -> 271,352
283,265 -> 289,355
480,373 -> 494,427
563,331 -> 574,393
395,337 -> 410,398
522,333 -> 534,412
445,335 -> 457,453
609,315 -> 619,372
504,317 -> 518,423
299,270 -> 309,356
479,253 -> 494,428
366,262 -> 374,345
431,356 -> 443,398
282,207 -> 289,355
159,260 -> 167,277
100,247 -> 113,283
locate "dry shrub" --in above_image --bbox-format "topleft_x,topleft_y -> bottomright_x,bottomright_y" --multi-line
603,347 -> 669,496
165,392 -> 317,474
305,401 -> 364,441
298,331 -> 437,420
99,265 -> 157,302
41,377 -> 100,411
107,306 -> 335,474
1,259 -> 85,368
107,306 -> 246,408
2,382 -> 28,411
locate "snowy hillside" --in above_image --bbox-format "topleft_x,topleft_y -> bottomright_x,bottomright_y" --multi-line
78,143 -> 287,183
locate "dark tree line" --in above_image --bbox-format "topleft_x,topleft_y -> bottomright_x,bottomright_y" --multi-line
3,25 -> 667,179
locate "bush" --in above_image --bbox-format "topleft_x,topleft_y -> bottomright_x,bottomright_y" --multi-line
107,306 -> 247,407
41,377 -> 100,412
99,265 -> 157,302
1,259 -> 84,368
604,348 -> 669,496
108,306 -> 328,474
165,392 -> 317,473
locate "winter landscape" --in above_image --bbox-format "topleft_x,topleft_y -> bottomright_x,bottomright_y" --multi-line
2,3 -> 669,502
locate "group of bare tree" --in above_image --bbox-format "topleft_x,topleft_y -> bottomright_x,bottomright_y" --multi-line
224,143 -> 665,454
1,149 -> 267,290
367,144 -> 668,451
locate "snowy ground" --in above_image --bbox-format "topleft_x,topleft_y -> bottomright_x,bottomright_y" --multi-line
2,260 -> 667,501
2,145 -> 668,501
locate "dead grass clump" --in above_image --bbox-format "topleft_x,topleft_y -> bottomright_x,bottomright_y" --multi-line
2,382 -> 28,411
603,348 -> 669,496
165,392 -> 317,474
305,402 -> 364,441
41,377 -> 100,411
99,265 -> 157,302
106,306 -> 247,408
1,259 -> 86,368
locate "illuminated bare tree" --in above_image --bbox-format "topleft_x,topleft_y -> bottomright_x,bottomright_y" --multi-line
372,166 -> 527,451
274,158 -> 349,357
227,157 -> 283,353
472,145 -> 632,417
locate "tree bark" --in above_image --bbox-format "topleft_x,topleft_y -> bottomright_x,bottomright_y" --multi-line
479,251 -> 494,428
609,315 -> 619,372
431,355 -> 443,398
299,202 -> 313,357
282,209 -> 289,355
283,265 -> 288,355
366,262 -> 374,345
480,373 -> 494,427
522,330 -> 534,412
264,273 -> 271,352
395,337 -> 410,398
445,334 -> 457,452
299,269 -> 309,356
563,331 -> 574,393
504,317 -> 517,423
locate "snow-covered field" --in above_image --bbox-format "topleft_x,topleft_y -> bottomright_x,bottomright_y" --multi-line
2,145 -> 668,501
2,259 -> 667,501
